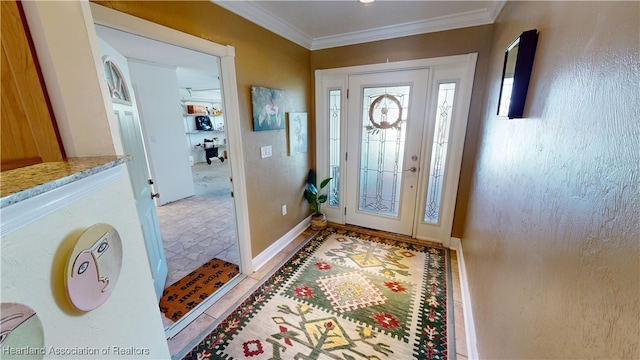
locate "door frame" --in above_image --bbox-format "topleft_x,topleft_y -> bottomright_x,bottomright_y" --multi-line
315,54 -> 477,245
89,3 -> 252,337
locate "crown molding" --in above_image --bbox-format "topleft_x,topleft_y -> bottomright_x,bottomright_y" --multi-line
312,3 -> 505,50
212,1 -> 505,51
213,0 -> 312,49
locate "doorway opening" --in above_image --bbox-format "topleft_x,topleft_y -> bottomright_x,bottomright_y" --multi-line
91,3 -> 252,339
157,161 -> 238,288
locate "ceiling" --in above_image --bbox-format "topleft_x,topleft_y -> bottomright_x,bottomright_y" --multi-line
214,0 -> 505,50
95,1 -> 505,91
95,25 -> 222,94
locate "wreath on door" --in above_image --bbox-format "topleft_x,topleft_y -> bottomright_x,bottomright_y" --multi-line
368,94 -> 403,130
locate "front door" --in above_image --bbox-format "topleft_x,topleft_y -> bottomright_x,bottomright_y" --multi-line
345,69 -> 429,236
100,41 -> 168,300
319,54 -> 477,243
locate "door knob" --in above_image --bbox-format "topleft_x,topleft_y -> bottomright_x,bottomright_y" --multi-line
151,192 -> 160,199
404,166 -> 418,173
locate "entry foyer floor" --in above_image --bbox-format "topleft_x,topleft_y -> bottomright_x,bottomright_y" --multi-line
164,224 -> 469,360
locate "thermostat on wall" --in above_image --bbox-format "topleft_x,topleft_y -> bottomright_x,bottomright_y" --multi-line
261,145 -> 272,158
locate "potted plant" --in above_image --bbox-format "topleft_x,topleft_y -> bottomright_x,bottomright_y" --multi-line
303,169 -> 332,230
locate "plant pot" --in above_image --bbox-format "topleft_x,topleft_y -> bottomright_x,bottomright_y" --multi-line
310,213 -> 327,230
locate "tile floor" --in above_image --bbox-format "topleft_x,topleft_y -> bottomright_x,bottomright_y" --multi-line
450,250 -> 468,360
164,225 -> 469,359
156,161 -> 239,287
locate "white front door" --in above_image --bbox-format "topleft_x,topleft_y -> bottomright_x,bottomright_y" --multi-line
317,54 -> 477,243
99,40 -> 168,300
345,69 -> 429,236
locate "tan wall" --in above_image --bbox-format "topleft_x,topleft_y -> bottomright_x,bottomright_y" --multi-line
93,1 -> 312,257
311,25 -> 494,238
462,1 -> 639,358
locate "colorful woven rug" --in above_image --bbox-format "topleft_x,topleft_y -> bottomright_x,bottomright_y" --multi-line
160,258 -> 240,322
183,227 -> 449,359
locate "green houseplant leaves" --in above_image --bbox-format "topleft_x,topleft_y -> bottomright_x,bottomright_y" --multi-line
303,169 -> 332,215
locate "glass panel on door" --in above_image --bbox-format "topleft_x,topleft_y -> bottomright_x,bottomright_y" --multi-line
424,83 -> 456,224
329,89 -> 341,207
358,86 -> 411,218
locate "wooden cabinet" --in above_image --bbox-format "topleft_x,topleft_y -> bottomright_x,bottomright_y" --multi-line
1,0 -> 64,171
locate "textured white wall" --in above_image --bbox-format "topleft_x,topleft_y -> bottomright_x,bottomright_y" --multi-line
1,167 -> 170,358
463,1 -> 639,358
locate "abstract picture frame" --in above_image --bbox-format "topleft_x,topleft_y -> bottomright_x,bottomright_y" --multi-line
288,112 -> 308,155
251,85 -> 285,131
65,223 -> 123,312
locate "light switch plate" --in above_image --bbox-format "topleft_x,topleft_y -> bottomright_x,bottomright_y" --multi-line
261,145 -> 272,158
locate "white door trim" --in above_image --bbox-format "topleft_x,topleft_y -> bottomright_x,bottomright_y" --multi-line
88,3 -> 252,275
88,3 -> 252,338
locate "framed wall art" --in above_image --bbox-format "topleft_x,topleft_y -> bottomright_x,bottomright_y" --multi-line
288,112 -> 308,155
497,29 -> 539,118
251,85 -> 285,131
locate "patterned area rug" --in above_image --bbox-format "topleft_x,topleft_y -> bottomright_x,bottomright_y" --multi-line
183,227 -> 449,359
160,258 -> 240,322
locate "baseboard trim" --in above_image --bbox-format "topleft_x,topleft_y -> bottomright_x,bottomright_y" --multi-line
449,237 -> 478,359
449,236 -> 461,250
252,215 -> 311,271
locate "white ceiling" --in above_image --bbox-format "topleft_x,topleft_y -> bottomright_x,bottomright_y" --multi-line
95,1 -> 505,90
214,0 -> 505,50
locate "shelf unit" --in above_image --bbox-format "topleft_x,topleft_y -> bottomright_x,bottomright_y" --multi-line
181,99 -> 226,164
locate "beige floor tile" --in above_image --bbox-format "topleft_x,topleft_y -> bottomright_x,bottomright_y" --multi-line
248,232 -> 313,281
167,312 -> 216,356
449,250 -> 468,357
203,276 -> 259,319
250,252 -> 288,281
454,301 -> 468,356
282,230 -> 315,252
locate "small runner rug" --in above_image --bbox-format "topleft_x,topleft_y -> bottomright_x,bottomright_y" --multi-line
160,258 -> 240,322
182,226 -> 449,359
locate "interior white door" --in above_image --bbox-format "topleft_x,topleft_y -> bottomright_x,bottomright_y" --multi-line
99,39 -> 168,300
345,69 -> 429,236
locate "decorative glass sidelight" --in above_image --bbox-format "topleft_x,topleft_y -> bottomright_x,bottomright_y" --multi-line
424,83 -> 456,224
358,86 -> 411,217
328,89 -> 341,207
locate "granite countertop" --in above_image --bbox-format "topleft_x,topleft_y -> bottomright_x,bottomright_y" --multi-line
0,156 -> 131,208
